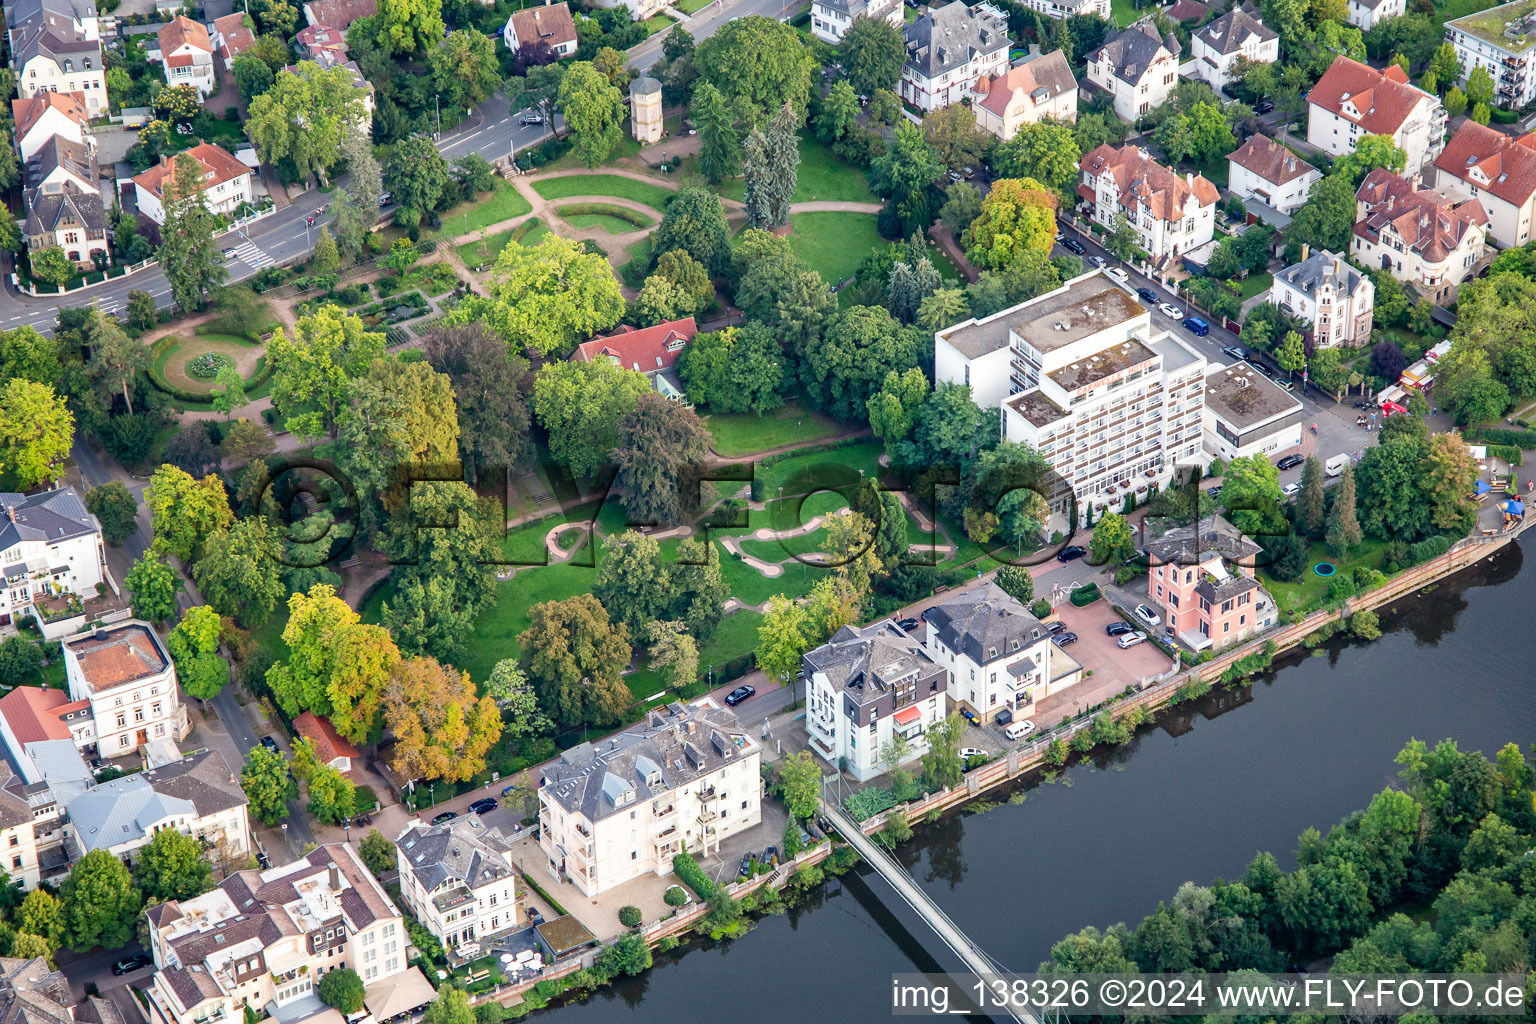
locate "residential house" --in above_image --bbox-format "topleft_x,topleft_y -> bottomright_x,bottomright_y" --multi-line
1268,246 -> 1375,348
0,957 -> 127,1024
62,621 -> 189,757
1306,56 -> 1446,173
1188,5 -> 1277,92
809,0 -> 902,44
922,582 -> 1080,725
300,0 -> 376,31
936,273 -> 1210,530
65,749 -> 251,868
132,142 -> 253,225
537,699 -> 760,897
4,0 -> 98,43
0,489 -> 109,636
587,0 -> 669,20
1167,0 -> 1211,22
0,688 -> 96,776
1352,167 -> 1487,303
293,23 -> 348,62
504,1 -> 578,55
11,90 -> 92,162
1145,514 -> 1277,650
25,135 -> 94,198
971,49 -> 1077,141
22,189 -> 106,269
1346,0 -> 1403,29
1432,120 -> 1536,249
570,316 -> 697,402
1445,0 -> 1536,110
899,2 -> 1010,113
1077,144 -> 1219,265
0,764 -> 47,888
394,818 -> 518,954
1086,19 -> 1180,123
1014,0 -> 1110,19
209,13 -> 256,69
293,711 -> 358,772
1201,361 -> 1303,462
1227,134 -> 1320,214
802,620 -> 947,781
10,23 -> 105,114
143,845 -> 432,1024
156,16 -> 215,100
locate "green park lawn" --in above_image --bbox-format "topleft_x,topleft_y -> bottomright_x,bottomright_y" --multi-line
531,175 -> 676,213
788,212 -> 885,287
717,134 -> 877,205
754,439 -> 885,500
704,400 -> 844,456
1259,537 -> 1390,615
623,609 -> 765,701
561,211 -> 650,234
455,218 -> 549,268
427,180 -> 533,241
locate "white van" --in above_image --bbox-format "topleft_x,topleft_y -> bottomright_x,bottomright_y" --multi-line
1324,453 -> 1351,478
1004,720 -> 1036,742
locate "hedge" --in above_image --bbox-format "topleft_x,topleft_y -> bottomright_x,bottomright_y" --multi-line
1069,583 -> 1100,606
520,872 -> 569,916
557,202 -> 654,228
1407,535 -> 1454,565
146,335 -> 274,405
671,852 -> 719,901
1468,427 -> 1536,449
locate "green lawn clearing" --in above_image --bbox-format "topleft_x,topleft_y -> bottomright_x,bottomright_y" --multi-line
456,218 -> 549,268
716,134 -> 877,205
788,212 -> 885,286
426,180 -> 533,241
1234,271 -> 1272,302
531,175 -> 676,212
678,0 -> 715,11
560,211 -> 653,234
704,400 -> 844,456
1259,537 -> 1390,616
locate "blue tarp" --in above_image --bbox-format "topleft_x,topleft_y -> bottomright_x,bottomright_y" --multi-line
1475,480 -> 1491,495
1503,499 -> 1525,516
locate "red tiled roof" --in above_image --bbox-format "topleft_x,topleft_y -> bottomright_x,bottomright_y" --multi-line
1167,0 -> 1210,20
158,14 -> 211,56
1080,144 -> 1219,224
294,24 -> 347,57
0,687 -> 76,745
294,711 -> 359,766
12,91 -> 89,142
1307,56 -> 1432,137
1434,120 -> 1536,209
212,14 -> 256,59
132,142 -> 250,199
974,49 -> 1075,118
303,0 -> 376,30
67,624 -> 167,691
507,1 -> 576,48
1228,134 -> 1317,186
166,54 -> 197,68
570,317 -> 698,374
1354,167 -> 1487,263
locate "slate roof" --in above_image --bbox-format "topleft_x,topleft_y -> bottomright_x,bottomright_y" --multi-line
10,20 -> 100,72
923,581 -> 1049,666
801,619 -> 943,707
4,0 -> 94,30
1434,120 -> 1536,209
138,748 -> 247,817
0,958 -> 71,1024
1354,167 -> 1487,263
541,701 -> 755,824
1194,7 -> 1274,55
396,818 -> 514,892
22,189 -> 105,239
1089,19 -> 1179,85
1195,570 -> 1262,603
1166,0 -> 1210,20
74,996 -> 124,1024
1274,248 -> 1367,301
0,487 -> 99,552
1228,134 -> 1316,186
0,766 -> 35,832
903,1 -> 1008,79
1307,56 -> 1432,136
67,775 -> 198,852
1144,514 -> 1262,566
570,317 -> 697,376
1081,144 -> 1220,223
63,623 -> 168,691
974,49 -> 1075,118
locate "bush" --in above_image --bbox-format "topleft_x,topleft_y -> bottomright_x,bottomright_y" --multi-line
663,885 -> 689,907
1030,598 -> 1052,619
1407,535 -> 1454,565
1068,583 -> 1101,606
1468,427 -> 1536,448
617,905 -> 642,928
671,852 -> 718,901
843,785 -> 896,821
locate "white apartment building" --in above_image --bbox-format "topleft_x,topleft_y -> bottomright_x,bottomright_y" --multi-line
1445,0 -> 1536,111
0,489 -> 109,638
972,49 -> 1077,141
1433,120 -> 1536,249
922,582 -> 1079,727
1306,56 -> 1447,174
1346,0 -> 1403,30
538,700 -> 760,897
11,90 -> 92,162
899,2 -> 1010,113
802,620 -> 947,782
395,818 -> 519,956
8,0 -> 104,114
133,143 -> 253,225
1014,0 -> 1109,19
1269,247 -> 1375,349
144,846 -> 429,1024
1086,19 -> 1180,123
63,621 -> 189,756
1352,168 -> 1488,303
1227,134 -> 1320,214
809,0 -> 902,44
155,16 -> 215,99
0,764 -> 45,889
1188,6 -> 1277,92
936,273 -> 1210,530
1078,144 -> 1219,265
1201,361 -> 1303,462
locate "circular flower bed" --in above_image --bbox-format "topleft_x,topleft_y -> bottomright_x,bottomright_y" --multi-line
186,351 -> 235,380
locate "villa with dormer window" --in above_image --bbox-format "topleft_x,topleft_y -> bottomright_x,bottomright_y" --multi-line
1306,56 -> 1446,173
1433,120 -> 1536,249
131,143 -> 253,226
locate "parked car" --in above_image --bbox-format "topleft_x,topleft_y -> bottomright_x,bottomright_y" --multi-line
1056,545 -> 1087,562
379,192 -> 394,206
1133,604 -> 1162,628
1208,485 -> 1222,498
502,784 -> 521,798
113,955 -> 152,976
817,815 -> 837,836
739,854 -> 755,877
1005,720 -> 1037,741
1117,632 -> 1147,649
1105,267 -> 1129,283
895,617 -> 919,632
1105,621 -> 1135,636
1137,287 -> 1159,303
725,684 -> 755,706
1183,315 -> 1210,336
1158,303 -> 1184,319
958,747 -> 987,759
1276,378 -> 1296,392
259,736 -> 279,752
959,707 -> 981,727
1089,254 -> 1107,268
519,114 -> 546,126
468,798 -> 497,815
1254,100 -> 1275,115
1046,620 -> 1068,635
1062,238 -> 1086,254
1277,454 -> 1305,471
1282,482 -> 1301,497
1222,345 -> 1248,360
1055,231 -> 1064,241
431,811 -> 458,825
1052,631 -> 1079,647
526,907 -> 545,926
947,170 -> 964,183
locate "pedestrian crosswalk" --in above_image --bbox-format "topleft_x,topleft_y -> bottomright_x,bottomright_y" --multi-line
226,240 -> 274,268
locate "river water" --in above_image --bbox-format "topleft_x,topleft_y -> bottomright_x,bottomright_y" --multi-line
544,541 -> 1531,1021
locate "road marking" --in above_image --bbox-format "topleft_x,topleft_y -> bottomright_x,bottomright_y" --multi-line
225,240 -> 274,269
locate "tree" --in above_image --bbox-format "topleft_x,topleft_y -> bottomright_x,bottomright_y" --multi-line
146,465 -> 232,564
124,552 -> 178,624
431,30 -> 500,111
645,620 -> 699,692
756,594 -> 811,687
374,0 -> 443,54
240,744 -> 297,825
612,392 -> 713,526
221,419 -> 274,467
922,103 -> 989,175
652,186 -> 732,274
1437,344 -> 1509,425
813,80 -> 860,145
311,226 -> 340,276
800,305 -> 921,421
384,136 -> 450,226
778,750 -> 820,819
694,16 -> 815,124
741,127 -> 772,230
963,177 -> 1057,270
1276,330 -> 1307,380
1444,85 -> 1468,118
1103,211 -> 1147,264
1335,133 -> 1407,183
995,565 -> 1034,606
247,62 -> 367,186
423,323 -> 533,483
193,517 -> 285,627
359,828 -> 395,877
453,234 -> 625,356
294,743 -> 359,824
17,891 -> 63,953
940,181 -> 984,234
335,129 -> 382,257
163,424 -> 220,478
0,634 -> 44,689
650,250 -> 715,314
1297,455 -> 1326,537
871,124 -> 942,236
531,359 -> 651,478
1326,464 -> 1363,555
268,306 -> 386,441
592,46 -> 630,88
166,606 -> 229,700
422,988 -> 474,1024
670,538 -> 731,641
1419,432 -> 1477,533
512,62 -> 565,135
1284,173 -> 1358,262
559,61 -> 626,168
837,14 -> 904,94
593,531 -> 673,642
1221,454 -> 1285,539
921,713 -> 963,791
1090,511 -> 1134,565
133,827 -> 212,903
483,660 -> 551,739
60,850 -> 141,952
518,595 -> 632,728
1370,339 -> 1407,382
232,53 -> 275,101
29,246 -> 72,287
317,969 -> 365,1014
0,325 -> 61,385
1466,65 -> 1495,111
692,81 -> 740,185
867,367 -> 929,443
158,153 -> 226,311
750,101 -> 799,229
0,380 -> 72,490
993,119 -> 1081,197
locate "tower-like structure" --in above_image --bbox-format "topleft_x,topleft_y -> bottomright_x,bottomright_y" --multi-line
630,76 -> 663,144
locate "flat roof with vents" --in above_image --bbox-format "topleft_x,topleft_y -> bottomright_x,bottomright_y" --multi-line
936,272 -> 1145,359
1046,336 -> 1156,391
1202,361 -> 1301,428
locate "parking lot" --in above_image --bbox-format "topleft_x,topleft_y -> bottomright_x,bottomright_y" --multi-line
1033,600 -> 1176,725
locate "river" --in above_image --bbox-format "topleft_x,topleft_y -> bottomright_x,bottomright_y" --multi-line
541,540 -> 1530,1020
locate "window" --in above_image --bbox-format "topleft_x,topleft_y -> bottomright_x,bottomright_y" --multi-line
7,836 -> 15,848
9,858 -> 17,870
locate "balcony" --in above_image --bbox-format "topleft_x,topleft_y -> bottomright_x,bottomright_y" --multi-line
574,821 -> 591,839
652,803 -> 676,819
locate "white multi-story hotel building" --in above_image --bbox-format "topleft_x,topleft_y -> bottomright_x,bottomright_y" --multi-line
936,273 -> 1210,530
1306,56 -> 1447,173
538,700 -> 760,897
1269,247 -> 1376,349
1,488 -> 109,639
1078,145 -> 1219,266
395,818 -> 519,955
802,620 -> 947,781
1433,120 -> 1536,249
1445,0 -> 1536,111
62,621 -> 189,756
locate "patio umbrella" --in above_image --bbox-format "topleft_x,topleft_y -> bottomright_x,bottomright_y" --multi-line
1475,480 -> 1491,495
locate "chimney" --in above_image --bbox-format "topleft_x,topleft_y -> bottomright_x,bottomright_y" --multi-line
1333,256 -> 1341,277
328,862 -> 340,891
1301,243 -> 1309,262
4,505 -> 13,524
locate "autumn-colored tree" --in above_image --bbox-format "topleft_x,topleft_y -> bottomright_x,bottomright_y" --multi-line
382,656 -> 502,783
518,595 -> 632,728
962,177 -> 1057,270
145,465 -> 233,564
0,380 -> 73,489
265,584 -> 399,743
